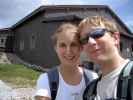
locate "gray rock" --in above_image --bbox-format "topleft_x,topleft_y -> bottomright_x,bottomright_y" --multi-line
0,80 -> 35,100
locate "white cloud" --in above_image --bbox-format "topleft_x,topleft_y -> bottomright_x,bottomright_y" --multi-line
41,0 -> 83,5
124,17 -> 133,31
121,15 -> 133,28
0,0 -> 42,28
41,0 -> 129,5
0,25 -> 3,29
0,0 -> 132,32
80,0 -> 129,7
127,21 -> 133,26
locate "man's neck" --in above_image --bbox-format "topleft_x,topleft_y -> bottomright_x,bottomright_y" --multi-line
100,57 -> 126,76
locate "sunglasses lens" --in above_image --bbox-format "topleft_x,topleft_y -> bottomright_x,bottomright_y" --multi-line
90,28 -> 105,38
80,28 -> 106,45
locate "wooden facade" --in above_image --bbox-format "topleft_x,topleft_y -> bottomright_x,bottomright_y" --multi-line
1,5 -> 133,68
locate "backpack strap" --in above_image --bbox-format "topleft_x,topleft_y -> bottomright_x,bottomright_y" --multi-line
83,68 -> 90,86
47,67 -> 59,100
47,67 -> 97,100
117,61 -> 133,100
83,78 -> 100,100
130,67 -> 133,100
83,68 -> 99,86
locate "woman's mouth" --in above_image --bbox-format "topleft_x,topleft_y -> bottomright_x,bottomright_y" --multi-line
65,56 -> 75,61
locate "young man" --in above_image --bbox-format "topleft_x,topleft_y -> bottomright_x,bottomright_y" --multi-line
78,16 -> 133,100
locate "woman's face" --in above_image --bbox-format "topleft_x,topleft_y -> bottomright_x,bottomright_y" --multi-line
55,30 -> 81,67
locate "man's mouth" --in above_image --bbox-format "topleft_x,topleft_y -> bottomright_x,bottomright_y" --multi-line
90,49 -> 101,55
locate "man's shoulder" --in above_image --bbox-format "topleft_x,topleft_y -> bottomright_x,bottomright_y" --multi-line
83,68 -> 98,80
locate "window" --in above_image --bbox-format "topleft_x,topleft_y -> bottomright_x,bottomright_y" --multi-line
19,40 -> 24,51
132,44 -> 133,52
30,34 -> 36,49
131,44 -> 133,57
0,36 -> 6,48
126,48 -> 130,52
120,42 -> 123,52
1,39 -> 4,43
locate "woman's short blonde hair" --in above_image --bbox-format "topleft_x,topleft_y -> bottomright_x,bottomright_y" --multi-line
51,23 -> 79,46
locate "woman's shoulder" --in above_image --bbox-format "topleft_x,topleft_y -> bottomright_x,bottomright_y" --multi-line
37,73 -> 48,82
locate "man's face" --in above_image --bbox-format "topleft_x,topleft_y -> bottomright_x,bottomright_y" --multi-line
80,26 -> 118,63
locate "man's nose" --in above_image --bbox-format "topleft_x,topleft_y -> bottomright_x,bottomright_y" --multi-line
88,37 -> 97,45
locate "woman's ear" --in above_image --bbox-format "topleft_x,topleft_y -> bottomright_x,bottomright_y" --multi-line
54,45 -> 57,52
80,45 -> 83,50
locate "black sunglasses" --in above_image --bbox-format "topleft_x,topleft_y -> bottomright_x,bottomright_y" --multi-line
80,28 -> 113,45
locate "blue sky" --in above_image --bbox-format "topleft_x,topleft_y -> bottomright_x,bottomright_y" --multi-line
0,0 -> 133,33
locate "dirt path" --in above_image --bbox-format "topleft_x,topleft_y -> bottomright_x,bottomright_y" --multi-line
0,80 -> 35,100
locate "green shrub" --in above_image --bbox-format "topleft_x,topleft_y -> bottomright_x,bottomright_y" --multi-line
0,64 -> 41,88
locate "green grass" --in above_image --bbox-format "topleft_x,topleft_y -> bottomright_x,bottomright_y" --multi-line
0,64 -> 41,88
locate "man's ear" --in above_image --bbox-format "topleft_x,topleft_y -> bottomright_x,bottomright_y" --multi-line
113,32 -> 120,47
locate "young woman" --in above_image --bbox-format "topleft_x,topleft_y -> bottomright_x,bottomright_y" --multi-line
35,23 -> 98,100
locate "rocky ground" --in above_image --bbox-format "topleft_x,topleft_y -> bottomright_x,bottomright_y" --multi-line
0,80 -> 35,100
0,52 -> 42,100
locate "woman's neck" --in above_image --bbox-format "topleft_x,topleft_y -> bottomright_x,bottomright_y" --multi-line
59,64 -> 79,75
58,64 -> 82,85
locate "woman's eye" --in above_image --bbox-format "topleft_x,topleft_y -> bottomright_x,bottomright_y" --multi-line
59,43 -> 66,48
71,43 -> 79,47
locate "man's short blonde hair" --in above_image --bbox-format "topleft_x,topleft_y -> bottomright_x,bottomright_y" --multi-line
78,16 -> 119,33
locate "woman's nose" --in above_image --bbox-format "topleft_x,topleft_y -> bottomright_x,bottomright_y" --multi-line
66,46 -> 72,54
